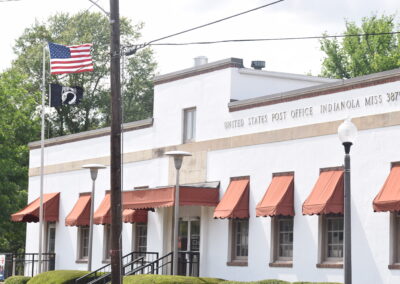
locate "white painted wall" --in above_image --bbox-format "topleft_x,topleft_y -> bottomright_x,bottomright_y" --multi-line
231,68 -> 336,101
205,124 -> 400,283
24,62 -> 400,283
25,157 -> 169,271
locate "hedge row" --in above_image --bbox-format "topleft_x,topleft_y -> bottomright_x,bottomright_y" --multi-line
4,271 -> 342,284
123,274 -> 223,284
4,276 -> 31,284
122,275 -> 342,284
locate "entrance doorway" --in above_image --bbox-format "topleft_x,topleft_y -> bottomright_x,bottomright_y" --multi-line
178,217 -> 200,276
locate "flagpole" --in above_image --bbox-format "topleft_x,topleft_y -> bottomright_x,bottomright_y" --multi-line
38,44 -> 46,274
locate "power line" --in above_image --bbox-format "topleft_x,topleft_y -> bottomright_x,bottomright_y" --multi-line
147,0 -> 284,45
146,31 -> 400,46
0,0 -> 21,2
125,0 -> 285,55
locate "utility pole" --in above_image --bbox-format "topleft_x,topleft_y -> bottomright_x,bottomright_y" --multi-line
109,0 -> 122,283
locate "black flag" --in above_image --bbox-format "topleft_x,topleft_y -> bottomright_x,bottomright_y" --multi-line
49,84 -> 84,107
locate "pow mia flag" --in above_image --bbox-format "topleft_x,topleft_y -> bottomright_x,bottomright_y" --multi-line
49,83 -> 84,107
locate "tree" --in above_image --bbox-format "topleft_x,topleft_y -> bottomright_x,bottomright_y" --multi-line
12,11 -> 157,137
320,14 -> 400,79
0,68 -> 40,252
0,11 -> 157,252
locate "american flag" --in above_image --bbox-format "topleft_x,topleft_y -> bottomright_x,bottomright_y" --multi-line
48,42 -> 94,75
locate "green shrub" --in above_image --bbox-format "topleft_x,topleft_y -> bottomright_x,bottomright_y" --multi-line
292,283 -> 342,284
27,270 -> 90,284
4,276 -> 31,284
223,280 -> 290,284
123,274 -> 224,284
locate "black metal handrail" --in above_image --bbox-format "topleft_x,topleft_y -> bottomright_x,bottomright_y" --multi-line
75,251 -> 159,284
122,256 -> 144,275
74,262 -> 109,284
125,252 -> 172,276
0,252 -> 56,278
178,251 -> 200,277
75,251 -> 199,283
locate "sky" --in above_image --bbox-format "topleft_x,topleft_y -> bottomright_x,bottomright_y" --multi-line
0,0 -> 399,76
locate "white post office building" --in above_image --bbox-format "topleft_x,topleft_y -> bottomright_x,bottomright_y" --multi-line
12,57 -> 400,283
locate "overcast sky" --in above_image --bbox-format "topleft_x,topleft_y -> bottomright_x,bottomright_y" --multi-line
0,0 -> 398,76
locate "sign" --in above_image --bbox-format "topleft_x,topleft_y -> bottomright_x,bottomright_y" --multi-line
224,89 -> 400,130
0,254 -> 5,281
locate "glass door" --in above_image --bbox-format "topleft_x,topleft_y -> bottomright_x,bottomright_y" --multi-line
178,217 -> 200,276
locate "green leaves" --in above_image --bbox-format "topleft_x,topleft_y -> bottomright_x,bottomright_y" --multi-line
0,11 -> 157,253
12,11 -> 157,137
0,69 -> 39,252
320,14 -> 400,79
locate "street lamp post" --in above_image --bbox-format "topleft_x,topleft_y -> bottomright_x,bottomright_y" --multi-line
82,164 -> 106,272
165,151 -> 192,275
338,118 -> 357,284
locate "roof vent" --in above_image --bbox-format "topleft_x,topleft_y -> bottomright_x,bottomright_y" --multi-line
251,60 -> 265,70
194,56 -> 208,67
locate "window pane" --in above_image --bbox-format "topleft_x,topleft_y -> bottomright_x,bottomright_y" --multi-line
179,220 -> 188,251
191,110 -> 196,139
277,217 -> 293,259
396,214 -> 400,262
104,225 -> 111,259
190,220 -> 200,252
233,219 -> 249,258
136,223 -> 147,253
48,227 -> 56,253
80,227 -> 89,259
183,108 -> 196,142
326,216 -> 344,258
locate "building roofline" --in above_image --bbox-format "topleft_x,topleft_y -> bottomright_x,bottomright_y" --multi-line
28,118 -> 153,149
229,68 -> 400,112
153,58 -> 244,85
238,68 -> 338,83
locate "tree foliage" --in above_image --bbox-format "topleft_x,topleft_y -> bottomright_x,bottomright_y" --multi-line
12,11 -> 157,136
0,11 -> 157,252
0,69 -> 40,252
320,14 -> 400,79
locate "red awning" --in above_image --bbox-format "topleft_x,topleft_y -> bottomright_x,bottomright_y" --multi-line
302,169 -> 343,215
373,165 -> 400,212
123,209 -> 148,223
94,193 -> 111,225
65,193 -> 91,226
256,174 -> 294,217
213,177 -> 249,219
123,182 -> 219,210
11,192 -> 60,223
94,193 -> 148,224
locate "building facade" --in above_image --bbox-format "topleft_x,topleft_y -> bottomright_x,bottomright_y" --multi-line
14,58 -> 400,283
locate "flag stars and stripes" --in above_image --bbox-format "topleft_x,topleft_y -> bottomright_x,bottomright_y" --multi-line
48,42 -> 94,75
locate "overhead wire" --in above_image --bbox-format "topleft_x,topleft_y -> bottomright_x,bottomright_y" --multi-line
146,31 -> 400,46
125,0 -> 285,55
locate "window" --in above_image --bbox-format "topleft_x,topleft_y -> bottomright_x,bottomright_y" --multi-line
77,226 -> 89,261
396,213 -> 400,263
46,222 -> 56,253
271,216 -> 293,265
229,219 -> 249,264
390,212 -> 400,267
319,214 -> 343,265
183,108 -> 196,143
135,223 -> 147,253
103,225 -> 111,261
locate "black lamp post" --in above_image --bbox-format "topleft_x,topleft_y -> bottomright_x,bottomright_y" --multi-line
338,118 -> 357,284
